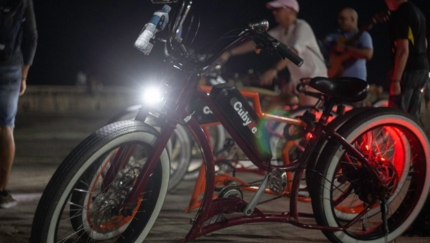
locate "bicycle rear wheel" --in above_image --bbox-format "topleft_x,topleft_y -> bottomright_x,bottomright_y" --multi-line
312,108 -> 430,242
30,120 -> 170,243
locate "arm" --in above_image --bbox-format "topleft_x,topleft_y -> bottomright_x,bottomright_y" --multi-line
391,39 -> 409,81
260,53 -> 293,85
390,39 -> 409,96
20,65 -> 30,96
261,21 -> 311,85
229,41 -> 256,56
341,32 -> 373,60
219,41 -> 255,63
344,46 -> 373,60
20,0 -> 38,95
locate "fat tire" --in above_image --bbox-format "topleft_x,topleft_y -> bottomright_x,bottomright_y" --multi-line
30,120 -> 170,243
312,108 -> 430,242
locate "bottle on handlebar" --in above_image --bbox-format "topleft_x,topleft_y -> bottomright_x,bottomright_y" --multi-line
135,5 -> 171,55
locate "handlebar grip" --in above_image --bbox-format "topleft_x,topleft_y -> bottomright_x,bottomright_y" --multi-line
276,42 -> 304,67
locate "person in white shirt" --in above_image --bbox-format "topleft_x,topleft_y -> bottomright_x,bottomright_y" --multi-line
220,0 -> 327,106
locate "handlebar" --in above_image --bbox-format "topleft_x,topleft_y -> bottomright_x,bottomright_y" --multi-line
275,42 -> 304,67
253,32 -> 303,67
140,0 -> 305,73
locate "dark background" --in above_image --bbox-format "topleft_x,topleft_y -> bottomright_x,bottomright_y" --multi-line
31,0 -> 430,90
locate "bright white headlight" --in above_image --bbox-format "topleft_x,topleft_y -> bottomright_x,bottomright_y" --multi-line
142,87 -> 163,105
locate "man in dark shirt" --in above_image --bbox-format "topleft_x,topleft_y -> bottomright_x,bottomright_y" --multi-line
0,0 -> 37,208
385,0 -> 429,120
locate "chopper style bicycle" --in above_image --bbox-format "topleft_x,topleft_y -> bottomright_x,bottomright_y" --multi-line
31,1 -> 430,242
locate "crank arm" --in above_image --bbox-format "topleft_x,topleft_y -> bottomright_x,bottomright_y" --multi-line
243,174 -> 269,216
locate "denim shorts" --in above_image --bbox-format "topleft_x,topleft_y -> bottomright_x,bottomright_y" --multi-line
0,65 -> 22,127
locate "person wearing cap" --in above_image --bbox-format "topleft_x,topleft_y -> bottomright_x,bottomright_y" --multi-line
324,8 -> 374,80
220,0 -> 327,106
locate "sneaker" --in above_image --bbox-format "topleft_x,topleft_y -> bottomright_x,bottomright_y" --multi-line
0,190 -> 18,208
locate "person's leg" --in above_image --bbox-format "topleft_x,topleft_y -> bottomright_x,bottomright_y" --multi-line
408,70 -> 429,121
0,65 -> 21,199
408,88 -> 423,121
400,69 -> 428,120
400,88 -> 414,113
0,126 -> 15,191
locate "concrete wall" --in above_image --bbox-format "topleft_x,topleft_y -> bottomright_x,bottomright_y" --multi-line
18,86 -> 142,115
16,85 -> 430,136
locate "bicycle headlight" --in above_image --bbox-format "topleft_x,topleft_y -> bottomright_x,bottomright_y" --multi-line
141,87 -> 164,105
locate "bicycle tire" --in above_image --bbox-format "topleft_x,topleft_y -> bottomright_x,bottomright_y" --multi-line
305,107 -> 371,196
312,108 -> 430,242
108,106 -> 191,191
30,120 -> 170,243
184,124 -> 225,181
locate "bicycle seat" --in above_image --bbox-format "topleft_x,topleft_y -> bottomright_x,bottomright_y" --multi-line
308,77 -> 369,103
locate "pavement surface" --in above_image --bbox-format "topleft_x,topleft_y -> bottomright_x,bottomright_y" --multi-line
0,105 -> 430,243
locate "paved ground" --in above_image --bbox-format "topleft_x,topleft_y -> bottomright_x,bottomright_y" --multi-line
0,105 -> 430,243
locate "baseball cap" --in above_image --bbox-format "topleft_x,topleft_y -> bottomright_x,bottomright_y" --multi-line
266,0 -> 300,13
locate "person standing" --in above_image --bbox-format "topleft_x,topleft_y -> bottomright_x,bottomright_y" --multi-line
385,0 -> 428,120
0,0 -> 37,208
324,8 -> 374,80
220,0 -> 327,106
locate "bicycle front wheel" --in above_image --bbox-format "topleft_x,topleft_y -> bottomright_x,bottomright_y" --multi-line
312,108 -> 430,243
107,106 -> 191,191
30,120 -> 170,243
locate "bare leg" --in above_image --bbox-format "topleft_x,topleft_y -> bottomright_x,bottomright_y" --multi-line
0,126 -> 15,191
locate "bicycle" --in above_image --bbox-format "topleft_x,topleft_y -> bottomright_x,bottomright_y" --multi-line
31,1 -> 430,242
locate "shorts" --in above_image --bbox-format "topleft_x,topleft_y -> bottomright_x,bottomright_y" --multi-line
0,65 -> 22,127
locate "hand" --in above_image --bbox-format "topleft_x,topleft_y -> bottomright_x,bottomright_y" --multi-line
260,68 -> 278,86
390,81 -> 401,96
334,42 -> 346,53
216,51 -> 231,65
19,80 -> 26,96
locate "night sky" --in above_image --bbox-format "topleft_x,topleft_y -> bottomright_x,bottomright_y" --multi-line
31,0 -> 430,90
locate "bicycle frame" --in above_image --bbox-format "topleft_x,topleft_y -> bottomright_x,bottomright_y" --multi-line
113,69 -> 382,242
185,86 -> 311,212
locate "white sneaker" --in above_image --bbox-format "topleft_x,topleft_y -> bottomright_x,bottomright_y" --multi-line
0,190 -> 18,209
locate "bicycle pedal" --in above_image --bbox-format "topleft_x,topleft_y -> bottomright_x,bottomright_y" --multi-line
268,169 -> 287,194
